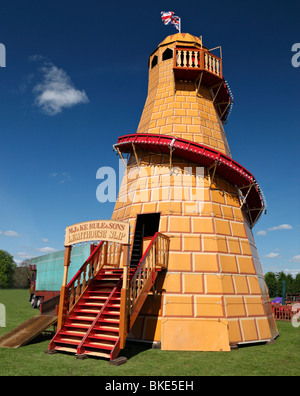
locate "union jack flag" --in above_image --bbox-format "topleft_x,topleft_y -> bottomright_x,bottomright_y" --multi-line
161,11 -> 175,25
170,16 -> 180,30
161,11 -> 181,32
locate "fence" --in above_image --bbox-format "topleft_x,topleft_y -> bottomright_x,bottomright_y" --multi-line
271,303 -> 300,321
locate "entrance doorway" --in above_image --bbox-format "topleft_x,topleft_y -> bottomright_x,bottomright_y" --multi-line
130,213 -> 161,267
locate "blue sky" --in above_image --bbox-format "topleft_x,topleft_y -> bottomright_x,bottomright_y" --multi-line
0,0 -> 299,275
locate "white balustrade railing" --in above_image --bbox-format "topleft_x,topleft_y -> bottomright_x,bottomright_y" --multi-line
175,49 -> 221,77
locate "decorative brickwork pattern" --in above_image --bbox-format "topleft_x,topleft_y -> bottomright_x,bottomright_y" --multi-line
112,33 -> 278,351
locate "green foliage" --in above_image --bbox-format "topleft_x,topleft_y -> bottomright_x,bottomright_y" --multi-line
264,271 -> 300,298
276,272 -> 287,297
0,250 -> 16,288
13,266 -> 31,289
264,272 -> 277,298
294,274 -> 300,293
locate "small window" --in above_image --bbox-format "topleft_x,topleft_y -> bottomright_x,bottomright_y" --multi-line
162,48 -> 173,61
151,55 -> 158,69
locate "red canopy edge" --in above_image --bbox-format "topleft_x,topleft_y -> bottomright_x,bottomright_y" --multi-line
113,133 -> 266,227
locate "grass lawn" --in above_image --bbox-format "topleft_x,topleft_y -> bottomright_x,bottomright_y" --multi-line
0,289 -> 299,376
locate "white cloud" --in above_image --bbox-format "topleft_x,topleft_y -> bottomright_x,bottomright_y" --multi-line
3,230 -> 20,237
263,252 -> 280,259
28,54 -> 46,62
257,230 -> 267,236
17,252 -> 34,260
256,224 -> 293,236
283,268 -> 300,276
36,247 -> 58,254
289,255 -> 300,263
49,172 -> 71,184
41,238 -> 49,242
33,62 -> 89,115
267,224 -> 293,231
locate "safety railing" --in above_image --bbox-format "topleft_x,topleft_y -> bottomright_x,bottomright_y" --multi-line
129,232 -> 169,314
119,232 -> 169,349
174,48 -> 222,78
67,241 -> 123,312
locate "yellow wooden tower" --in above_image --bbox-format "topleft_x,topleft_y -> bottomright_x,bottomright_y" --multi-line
112,33 -> 279,351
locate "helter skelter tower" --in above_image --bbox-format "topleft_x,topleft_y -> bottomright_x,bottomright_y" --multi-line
112,33 -> 279,351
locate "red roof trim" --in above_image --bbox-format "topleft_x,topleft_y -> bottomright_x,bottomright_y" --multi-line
114,133 -> 265,226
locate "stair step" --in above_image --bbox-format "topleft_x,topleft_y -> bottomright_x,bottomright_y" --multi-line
89,333 -> 119,341
84,296 -> 121,302
59,330 -> 86,337
75,304 -> 120,313
81,301 -> 105,306
65,323 -> 90,330
75,308 -> 101,314
103,311 -> 120,316
72,313 -> 98,320
107,303 -> 121,308
82,350 -> 110,359
95,324 -> 119,333
99,317 -> 119,324
74,315 -> 96,321
90,288 -> 115,293
83,341 -> 114,351
55,346 -> 78,354
87,291 -> 120,296
94,283 -> 117,290
81,302 -> 118,309
98,279 -> 120,283
56,338 -> 80,346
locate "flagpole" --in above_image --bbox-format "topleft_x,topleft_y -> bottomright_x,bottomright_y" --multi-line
179,17 -> 181,33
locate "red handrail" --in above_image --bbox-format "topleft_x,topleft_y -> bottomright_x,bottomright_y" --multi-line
129,232 -> 169,312
67,241 -> 104,288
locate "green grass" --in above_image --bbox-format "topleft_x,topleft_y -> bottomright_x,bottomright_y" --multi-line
0,289 -> 299,376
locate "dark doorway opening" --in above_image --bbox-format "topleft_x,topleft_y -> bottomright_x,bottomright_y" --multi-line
130,213 -> 160,267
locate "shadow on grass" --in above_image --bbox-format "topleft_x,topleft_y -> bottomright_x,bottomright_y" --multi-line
25,333 -> 153,363
121,340 -> 153,360
25,330 -> 56,347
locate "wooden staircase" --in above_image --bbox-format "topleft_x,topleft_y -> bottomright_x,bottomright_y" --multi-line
48,268 -> 134,359
47,232 -> 169,361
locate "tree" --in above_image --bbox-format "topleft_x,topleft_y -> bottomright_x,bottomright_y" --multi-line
276,272 -> 287,297
286,274 -> 295,294
264,272 -> 277,298
0,250 -> 16,288
294,274 -> 300,294
265,271 -> 300,299
13,260 -> 31,288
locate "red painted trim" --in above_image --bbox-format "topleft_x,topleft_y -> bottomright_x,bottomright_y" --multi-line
66,241 -> 104,288
128,232 -> 159,285
114,133 -> 265,226
35,290 -> 60,300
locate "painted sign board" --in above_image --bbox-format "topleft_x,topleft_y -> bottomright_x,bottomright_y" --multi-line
65,220 -> 129,246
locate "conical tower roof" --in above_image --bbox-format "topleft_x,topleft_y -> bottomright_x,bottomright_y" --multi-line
157,32 -> 205,49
